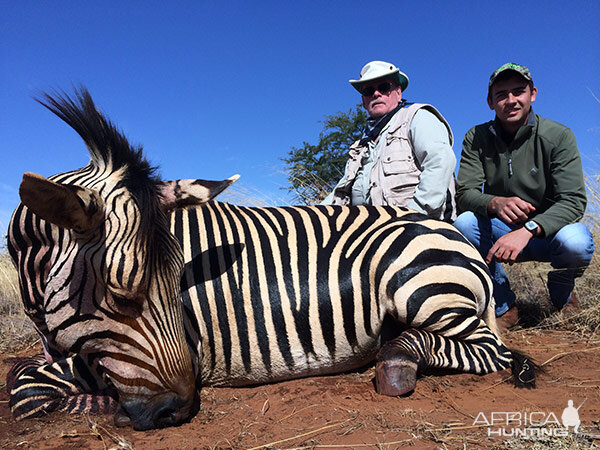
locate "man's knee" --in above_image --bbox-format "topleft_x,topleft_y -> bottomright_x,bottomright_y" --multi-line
552,223 -> 595,267
453,211 -> 478,237
454,211 -> 490,248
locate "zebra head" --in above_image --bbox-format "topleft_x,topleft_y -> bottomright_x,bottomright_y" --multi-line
13,88 -> 237,430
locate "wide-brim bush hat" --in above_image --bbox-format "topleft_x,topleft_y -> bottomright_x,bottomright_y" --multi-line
350,61 -> 409,93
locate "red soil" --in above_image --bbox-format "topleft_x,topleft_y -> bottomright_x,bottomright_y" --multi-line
1,329 -> 599,449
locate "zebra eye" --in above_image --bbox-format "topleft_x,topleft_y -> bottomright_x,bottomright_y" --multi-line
108,290 -> 144,317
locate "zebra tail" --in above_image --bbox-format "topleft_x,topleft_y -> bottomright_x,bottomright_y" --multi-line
509,349 -> 539,389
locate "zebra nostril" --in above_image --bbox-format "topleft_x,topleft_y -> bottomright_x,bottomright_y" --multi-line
154,405 -> 179,428
152,390 -> 198,428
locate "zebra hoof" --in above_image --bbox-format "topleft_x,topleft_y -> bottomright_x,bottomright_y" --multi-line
375,359 -> 418,396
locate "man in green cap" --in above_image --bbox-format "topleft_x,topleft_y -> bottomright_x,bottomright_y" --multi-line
454,62 -> 595,330
322,60 -> 457,222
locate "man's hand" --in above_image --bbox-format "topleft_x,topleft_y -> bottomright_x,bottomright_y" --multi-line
485,227 -> 533,264
487,196 -> 535,224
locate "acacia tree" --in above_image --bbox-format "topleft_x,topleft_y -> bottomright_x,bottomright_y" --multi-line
282,106 -> 367,204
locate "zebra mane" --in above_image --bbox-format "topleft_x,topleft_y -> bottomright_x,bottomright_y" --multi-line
35,87 -> 169,261
35,87 -> 159,185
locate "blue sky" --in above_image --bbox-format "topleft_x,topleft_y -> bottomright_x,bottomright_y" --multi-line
1,1 -> 599,238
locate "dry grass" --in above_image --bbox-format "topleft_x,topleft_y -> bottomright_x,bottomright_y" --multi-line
219,184 -> 289,208
0,250 -> 37,354
85,416 -> 134,450
505,252 -> 600,334
505,174 -> 600,335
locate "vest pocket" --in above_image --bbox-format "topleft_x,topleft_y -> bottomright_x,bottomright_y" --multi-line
379,152 -> 419,207
381,152 -> 417,175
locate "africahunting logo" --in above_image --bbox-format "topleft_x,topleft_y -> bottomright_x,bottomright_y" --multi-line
473,399 -> 598,438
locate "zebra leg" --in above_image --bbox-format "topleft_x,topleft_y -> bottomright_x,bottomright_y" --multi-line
375,317 -> 526,396
8,354 -> 118,421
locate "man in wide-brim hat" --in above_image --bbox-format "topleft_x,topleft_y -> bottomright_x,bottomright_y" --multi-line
322,60 -> 457,222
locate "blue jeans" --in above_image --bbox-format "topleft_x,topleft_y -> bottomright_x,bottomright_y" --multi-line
453,212 -> 595,316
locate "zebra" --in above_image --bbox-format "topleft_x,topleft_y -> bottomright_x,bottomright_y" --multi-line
7,88 -> 535,431
6,88 -> 237,430
174,202 -> 535,394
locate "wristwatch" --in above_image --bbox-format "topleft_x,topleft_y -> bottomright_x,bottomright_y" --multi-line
524,220 -> 539,236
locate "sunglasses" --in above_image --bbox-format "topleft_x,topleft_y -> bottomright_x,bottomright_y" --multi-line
360,81 -> 397,97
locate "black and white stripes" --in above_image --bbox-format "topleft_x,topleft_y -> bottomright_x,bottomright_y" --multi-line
173,202 -> 516,389
7,87 -> 533,431
8,88 -> 197,430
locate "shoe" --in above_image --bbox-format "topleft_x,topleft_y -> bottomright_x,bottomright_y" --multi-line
560,292 -> 582,317
496,305 -> 520,332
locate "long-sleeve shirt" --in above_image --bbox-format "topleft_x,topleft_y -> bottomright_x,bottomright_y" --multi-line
322,107 -> 456,219
456,111 -> 587,236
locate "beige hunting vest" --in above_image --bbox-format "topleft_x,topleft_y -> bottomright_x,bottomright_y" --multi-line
330,103 -> 456,221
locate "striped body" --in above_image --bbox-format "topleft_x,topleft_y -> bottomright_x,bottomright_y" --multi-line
7,88 -> 533,431
174,202 -> 510,387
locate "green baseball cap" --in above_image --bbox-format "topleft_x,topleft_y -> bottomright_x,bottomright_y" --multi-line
488,63 -> 533,90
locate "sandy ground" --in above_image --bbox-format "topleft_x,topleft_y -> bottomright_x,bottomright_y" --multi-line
1,329 -> 599,449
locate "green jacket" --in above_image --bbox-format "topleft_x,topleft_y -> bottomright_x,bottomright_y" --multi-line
456,112 -> 587,236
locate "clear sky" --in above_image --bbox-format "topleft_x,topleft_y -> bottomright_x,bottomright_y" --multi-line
1,1 -> 599,238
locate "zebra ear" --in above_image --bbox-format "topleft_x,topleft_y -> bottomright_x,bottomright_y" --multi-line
19,172 -> 105,233
159,174 -> 240,211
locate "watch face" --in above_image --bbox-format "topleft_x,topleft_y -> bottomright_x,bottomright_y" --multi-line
525,221 -> 537,232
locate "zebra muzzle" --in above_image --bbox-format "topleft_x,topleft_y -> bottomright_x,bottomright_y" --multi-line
114,390 -> 200,430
